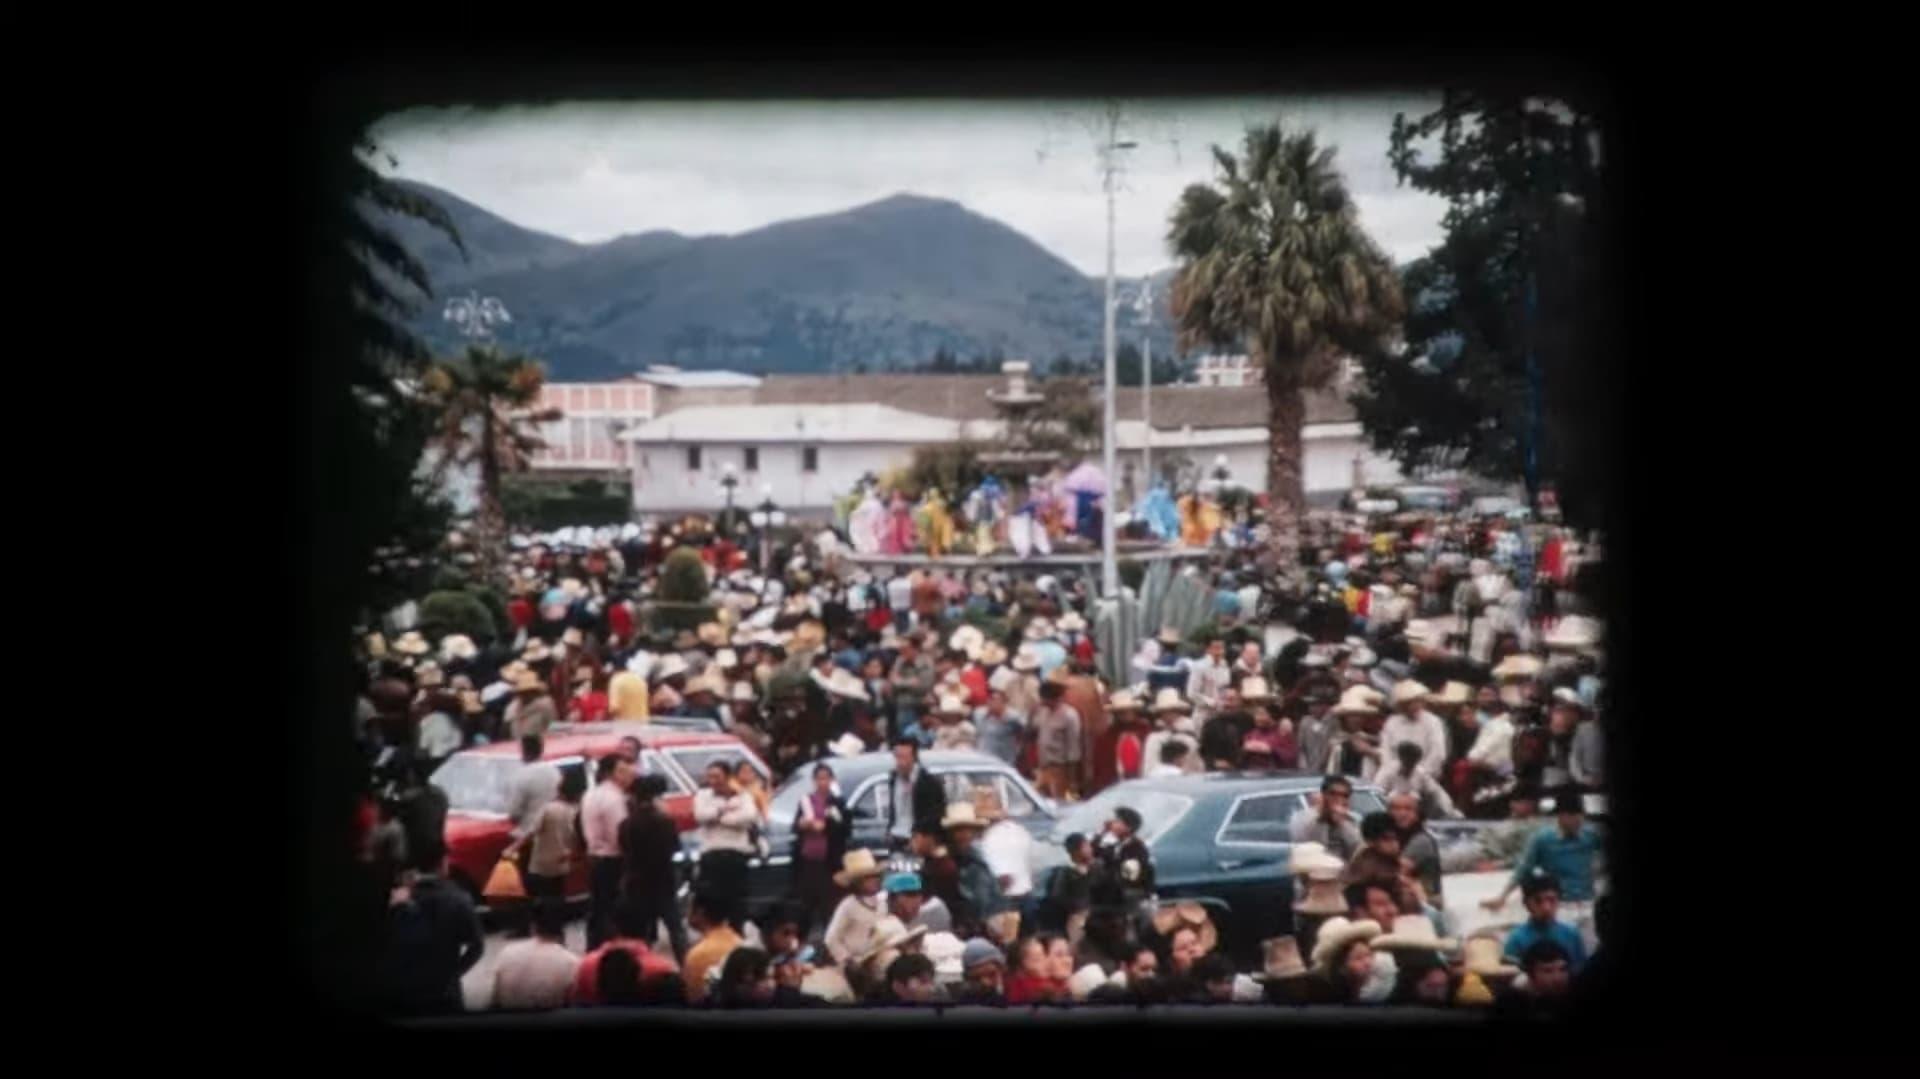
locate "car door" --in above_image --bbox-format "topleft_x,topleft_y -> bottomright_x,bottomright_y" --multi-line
844,776 -> 892,853
1208,791 -> 1310,951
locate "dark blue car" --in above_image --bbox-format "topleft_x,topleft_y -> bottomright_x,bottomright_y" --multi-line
1031,772 -> 1389,965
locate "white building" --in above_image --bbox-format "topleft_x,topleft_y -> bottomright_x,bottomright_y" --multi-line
619,368 -> 1403,515
1189,354 -> 1261,387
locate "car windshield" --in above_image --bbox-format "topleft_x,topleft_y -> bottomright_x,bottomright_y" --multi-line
430,755 -> 516,816
1050,787 -> 1194,846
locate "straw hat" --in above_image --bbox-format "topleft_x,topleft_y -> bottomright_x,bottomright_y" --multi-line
1482,652 -> 1543,675
832,848 -> 887,887
1011,646 -> 1042,673
1453,970 -> 1496,1006
1151,688 -> 1192,714
934,693 -> 969,717
394,631 -> 430,657
825,668 -> 870,702
857,916 -> 928,966
1373,914 -> 1457,953
714,648 -> 740,670
1433,681 -> 1473,706
1543,615 -> 1602,653
1347,647 -> 1378,669
1023,618 -> 1055,642
829,732 -> 867,758
1404,619 -> 1448,651
1058,611 -> 1088,633
439,634 -> 478,661
1390,680 -> 1431,707
1254,937 -> 1309,982
1292,874 -> 1349,915
413,662 -> 445,689
977,641 -> 1009,668
684,669 -> 727,698
561,627 -> 585,649
940,802 -> 988,832
513,670 -> 546,694
1333,685 -> 1385,716
730,680 -> 756,704
1461,935 -> 1520,978
521,640 -> 552,664
651,654 -> 690,682
1287,842 -> 1346,877
949,625 -> 986,659
1150,902 -> 1218,955
696,622 -> 726,649
1108,689 -> 1143,713
1238,676 -> 1274,703
1309,917 -> 1382,971
1157,625 -> 1184,646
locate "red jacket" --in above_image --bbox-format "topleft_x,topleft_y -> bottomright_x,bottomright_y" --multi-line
961,666 -> 990,707
1072,637 -> 1096,666
1005,973 -> 1070,1004
1116,731 -> 1143,779
508,597 -> 534,631
608,601 -> 635,643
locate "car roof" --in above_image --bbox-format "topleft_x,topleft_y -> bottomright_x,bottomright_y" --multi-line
776,750 -> 1012,788
455,721 -> 745,761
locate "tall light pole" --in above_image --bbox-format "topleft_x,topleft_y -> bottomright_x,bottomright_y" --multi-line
444,291 -> 512,345
1099,102 -> 1137,601
719,462 -> 740,531
1130,281 -> 1155,494
750,485 -> 785,577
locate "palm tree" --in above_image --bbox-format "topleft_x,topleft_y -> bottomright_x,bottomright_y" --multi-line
418,346 -> 563,582
1168,124 -> 1404,586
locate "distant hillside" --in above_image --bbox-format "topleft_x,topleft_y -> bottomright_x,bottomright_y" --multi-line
371,181 -> 1183,379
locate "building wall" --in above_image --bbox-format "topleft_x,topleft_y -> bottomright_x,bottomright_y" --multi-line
631,441 -> 905,514
530,381 -> 657,471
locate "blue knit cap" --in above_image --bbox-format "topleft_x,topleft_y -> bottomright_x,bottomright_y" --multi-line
884,871 -> 923,894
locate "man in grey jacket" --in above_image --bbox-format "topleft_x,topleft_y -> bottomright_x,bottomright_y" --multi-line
1287,775 -> 1363,860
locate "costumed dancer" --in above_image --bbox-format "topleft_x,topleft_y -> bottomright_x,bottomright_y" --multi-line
917,488 -> 956,558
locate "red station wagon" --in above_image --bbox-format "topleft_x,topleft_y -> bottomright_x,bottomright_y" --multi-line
430,721 -> 770,904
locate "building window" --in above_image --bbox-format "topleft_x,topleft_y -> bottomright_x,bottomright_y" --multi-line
744,447 -> 759,472
687,446 -> 702,471
802,447 -> 818,473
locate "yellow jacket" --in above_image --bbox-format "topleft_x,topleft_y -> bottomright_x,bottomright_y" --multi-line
608,670 -> 651,722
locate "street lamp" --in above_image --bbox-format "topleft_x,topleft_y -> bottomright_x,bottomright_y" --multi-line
719,462 -> 740,531
1098,101 -> 1139,601
1127,280 -> 1156,495
749,485 -> 786,575
443,291 -> 512,342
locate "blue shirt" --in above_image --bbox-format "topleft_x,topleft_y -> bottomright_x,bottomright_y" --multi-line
1509,824 -> 1602,901
976,709 -> 1025,766
1502,918 -> 1587,973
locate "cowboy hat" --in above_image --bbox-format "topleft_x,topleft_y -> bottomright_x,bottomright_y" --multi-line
1151,688 -> 1192,714
1544,615 -> 1602,652
1347,647 -> 1378,668
1011,646 -> 1042,673
1461,935 -> 1520,978
651,654 -> 689,682
1551,686 -> 1588,709
949,625 -> 986,659
521,640 -> 552,664
833,849 -> 888,888
1287,842 -> 1345,876
730,680 -> 757,703
856,916 -> 928,967
561,627 -> 585,649
1433,681 -> 1473,706
1333,685 -> 1385,716
934,693 -> 969,717
1373,914 -> 1457,954
1022,618 -> 1055,642
940,802 -> 988,832
971,639 -> 1009,668
1292,874 -> 1349,916
394,631 -> 430,656
1254,937 -> 1309,981
1156,625 -> 1184,646
1309,917 -> 1382,971
1238,676 -> 1274,702
1453,970 -> 1496,1006
1057,611 -> 1088,633
1492,653 -> 1544,680
1108,689 -> 1144,713
714,648 -> 740,670
683,669 -> 727,698
1150,902 -> 1219,956
413,662 -> 445,689
825,668 -> 870,702
695,622 -> 726,649
513,670 -> 546,694
1390,680 -> 1431,707
439,634 -> 477,661
829,733 -> 866,758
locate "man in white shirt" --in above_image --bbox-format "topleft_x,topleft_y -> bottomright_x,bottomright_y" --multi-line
691,761 -> 760,919
1185,639 -> 1233,724
1380,682 -> 1449,781
1465,685 -> 1516,775
975,794 -> 1033,914
505,735 -> 561,844
492,900 -> 580,1010
886,571 -> 914,633
580,754 -> 634,950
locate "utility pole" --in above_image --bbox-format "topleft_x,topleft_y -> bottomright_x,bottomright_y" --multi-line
1099,101 -> 1137,601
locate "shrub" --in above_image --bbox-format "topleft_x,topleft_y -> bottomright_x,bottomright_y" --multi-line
658,548 -> 711,604
419,590 -> 497,644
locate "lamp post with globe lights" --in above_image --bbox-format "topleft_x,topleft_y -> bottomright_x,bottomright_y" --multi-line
749,487 -> 786,576
719,462 -> 741,536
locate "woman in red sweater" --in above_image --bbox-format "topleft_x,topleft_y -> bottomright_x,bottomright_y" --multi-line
1004,934 -> 1073,1004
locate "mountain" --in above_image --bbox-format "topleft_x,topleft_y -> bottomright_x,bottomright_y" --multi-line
374,181 -> 1183,379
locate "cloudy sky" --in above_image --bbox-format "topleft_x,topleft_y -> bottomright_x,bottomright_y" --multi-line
369,96 -> 1450,278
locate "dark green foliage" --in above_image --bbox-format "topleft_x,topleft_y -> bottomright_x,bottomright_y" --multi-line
375,183 -> 1182,377
1356,92 -> 1605,526
419,590 -> 497,644
645,601 -> 716,634
501,474 -> 631,530
658,548 -> 711,605
471,587 -> 511,645
903,442 -> 991,501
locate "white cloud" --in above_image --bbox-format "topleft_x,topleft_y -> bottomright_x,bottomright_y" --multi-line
369,96 -> 1447,277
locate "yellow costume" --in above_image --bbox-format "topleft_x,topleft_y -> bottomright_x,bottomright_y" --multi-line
918,488 -> 956,557
1178,493 -> 1225,547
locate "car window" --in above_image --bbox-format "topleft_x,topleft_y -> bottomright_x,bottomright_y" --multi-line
852,778 -> 887,820
429,755 -> 516,815
1350,789 -> 1387,818
996,776 -> 1039,817
638,751 -> 691,795
1217,792 -> 1306,846
667,745 -> 768,788
1050,788 -> 1194,846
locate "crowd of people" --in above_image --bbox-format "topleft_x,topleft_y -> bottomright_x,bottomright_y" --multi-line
354,496 -> 1608,1017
